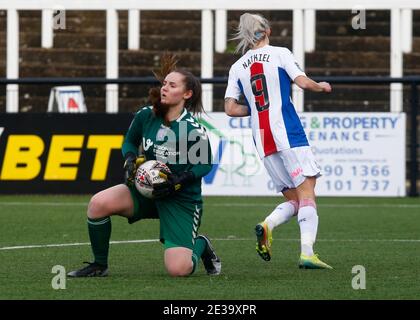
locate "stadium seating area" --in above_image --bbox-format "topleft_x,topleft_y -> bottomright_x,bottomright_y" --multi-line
0,10 -> 419,113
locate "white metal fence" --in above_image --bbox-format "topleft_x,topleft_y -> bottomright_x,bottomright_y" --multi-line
1,0 -> 420,113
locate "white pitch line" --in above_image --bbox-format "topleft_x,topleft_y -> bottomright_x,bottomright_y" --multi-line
214,238 -> 420,242
0,239 -> 159,251
0,201 -> 420,209
0,202 -> 87,206
1,238 -> 420,251
210,203 -> 420,208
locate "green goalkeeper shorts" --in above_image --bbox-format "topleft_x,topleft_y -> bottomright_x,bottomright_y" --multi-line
128,186 -> 203,250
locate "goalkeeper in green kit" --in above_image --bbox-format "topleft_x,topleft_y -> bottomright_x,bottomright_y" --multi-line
68,55 -> 221,277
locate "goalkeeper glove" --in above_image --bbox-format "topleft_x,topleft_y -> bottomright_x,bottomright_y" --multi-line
123,153 -> 146,187
152,170 -> 195,199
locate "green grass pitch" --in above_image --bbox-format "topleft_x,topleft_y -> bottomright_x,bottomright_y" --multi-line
0,195 -> 419,300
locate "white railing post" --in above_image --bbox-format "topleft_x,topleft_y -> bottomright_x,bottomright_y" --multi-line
42,9 -> 54,48
106,9 -> 119,113
201,10 -> 213,112
292,9 -> 304,112
215,9 -> 227,53
304,9 -> 316,53
390,8 -> 403,113
128,9 -> 140,50
401,9 -> 412,53
6,9 -> 19,113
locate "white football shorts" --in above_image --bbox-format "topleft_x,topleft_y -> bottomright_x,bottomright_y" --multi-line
263,146 -> 322,193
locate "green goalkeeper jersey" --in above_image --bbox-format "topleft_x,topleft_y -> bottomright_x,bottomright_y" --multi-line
122,106 -> 213,203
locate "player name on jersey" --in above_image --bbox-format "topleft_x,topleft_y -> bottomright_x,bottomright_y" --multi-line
242,53 -> 271,69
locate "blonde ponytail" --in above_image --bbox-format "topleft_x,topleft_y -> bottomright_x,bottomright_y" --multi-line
232,13 -> 270,55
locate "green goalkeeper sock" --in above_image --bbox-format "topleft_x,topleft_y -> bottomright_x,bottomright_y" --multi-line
87,217 -> 111,266
191,237 -> 207,274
